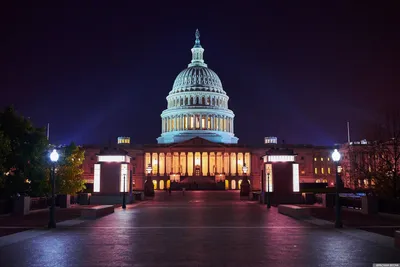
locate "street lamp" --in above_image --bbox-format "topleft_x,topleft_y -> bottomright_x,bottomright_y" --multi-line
122,174 -> 126,209
332,149 -> 343,228
242,163 -> 248,175
144,163 -> 154,197
266,165 -> 271,208
146,164 -> 152,175
48,149 -> 59,229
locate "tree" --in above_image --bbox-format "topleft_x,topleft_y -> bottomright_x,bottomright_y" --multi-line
55,143 -> 86,195
0,106 -> 49,197
0,131 -> 11,188
343,110 -> 400,198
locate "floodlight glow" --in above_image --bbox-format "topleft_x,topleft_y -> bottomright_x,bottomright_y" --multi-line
266,155 -> 295,162
292,164 -> 300,192
93,164 -> 101,192
332,149 -> 341,162
98,155 -> 129,163
50,149 -> 59,162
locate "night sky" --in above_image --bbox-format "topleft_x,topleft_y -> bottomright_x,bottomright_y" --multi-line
1,1 -> 399,146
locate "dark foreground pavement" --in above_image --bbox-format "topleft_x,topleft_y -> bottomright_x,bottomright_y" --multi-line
0,191 -> 400,267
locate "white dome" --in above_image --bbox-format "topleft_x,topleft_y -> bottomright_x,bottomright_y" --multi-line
157,30 -> 238,145
170,66 -> 225,94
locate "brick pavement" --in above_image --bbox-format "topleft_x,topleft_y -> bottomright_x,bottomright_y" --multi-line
0,205 -> 93,237
0,191 -> 399,267
309,206 -> 400,237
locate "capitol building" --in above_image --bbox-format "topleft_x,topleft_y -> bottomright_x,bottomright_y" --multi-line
82,30 -> 337,192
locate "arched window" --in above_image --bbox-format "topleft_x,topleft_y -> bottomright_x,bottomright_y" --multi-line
231,180 -> 236,190
190,97 -> 193,105
202,96 -> 205,105
180,98 -> 183,106
212,97 -> 215,106
185,97 -> 188,105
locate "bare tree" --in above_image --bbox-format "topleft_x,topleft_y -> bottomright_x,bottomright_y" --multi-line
344,110 -> 400,198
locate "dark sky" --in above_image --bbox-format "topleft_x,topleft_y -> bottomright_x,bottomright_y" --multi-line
1,1 -> 399,146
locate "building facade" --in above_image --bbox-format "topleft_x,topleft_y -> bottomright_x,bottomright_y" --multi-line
82,30 -> 337,191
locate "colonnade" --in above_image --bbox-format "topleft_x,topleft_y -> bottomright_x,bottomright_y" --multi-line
167,94 -> 228,108
162,114 -> 233,133
145,152 -> 251,177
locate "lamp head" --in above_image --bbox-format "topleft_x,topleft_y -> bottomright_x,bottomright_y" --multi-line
242,163 -> 248,174
50,149 -> 59,162
332,149 -> 341,162
146,163 -> 152,174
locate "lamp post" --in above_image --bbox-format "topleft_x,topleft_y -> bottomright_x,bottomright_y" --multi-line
145,163 -> 154,197
332,149 -> 343,228
122,174 -> 126,209
48,149 -> 59,229
266,165 -> 271,208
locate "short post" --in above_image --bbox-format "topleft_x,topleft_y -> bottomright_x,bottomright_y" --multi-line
266,166 -> 271,208
122,174 -> 126,209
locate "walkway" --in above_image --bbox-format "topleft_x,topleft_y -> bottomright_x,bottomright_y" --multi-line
0,191 -> 399,266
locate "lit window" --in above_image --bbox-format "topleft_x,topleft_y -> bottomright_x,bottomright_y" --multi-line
321,168 -> 324,174
314,157 -> 317,161
327,157 -> 330,161
314,168 -> 318,174
316,179 -> 321,183
328,167 -> 331,174
301,170 -> 305,175
321,158 -> 324,161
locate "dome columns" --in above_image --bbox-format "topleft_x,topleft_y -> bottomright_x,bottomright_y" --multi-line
162,114 -> 233,133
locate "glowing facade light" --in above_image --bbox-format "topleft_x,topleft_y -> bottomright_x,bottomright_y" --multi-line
93,164 -> 101,192
120,164 -> 128,192
50,149 -> 59,162
265,155 -> 295,163
97,155 -> 130,163
332,149 -> 341,162
265,164 -> 273,192
292,163 -> 300,192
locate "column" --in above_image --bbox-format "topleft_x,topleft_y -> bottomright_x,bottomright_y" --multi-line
207,152 -> 210,175
178,152 -> 182,175
228,152 -> 231,175
186,152 -> 188,175
174,116 -> 177,131
236,153 -> 239,176
200,152 -> 203,175
181,114 -> 184,130
157,153 -> 160,176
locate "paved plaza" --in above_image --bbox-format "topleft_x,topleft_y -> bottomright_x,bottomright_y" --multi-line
0,191 -> 400,266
